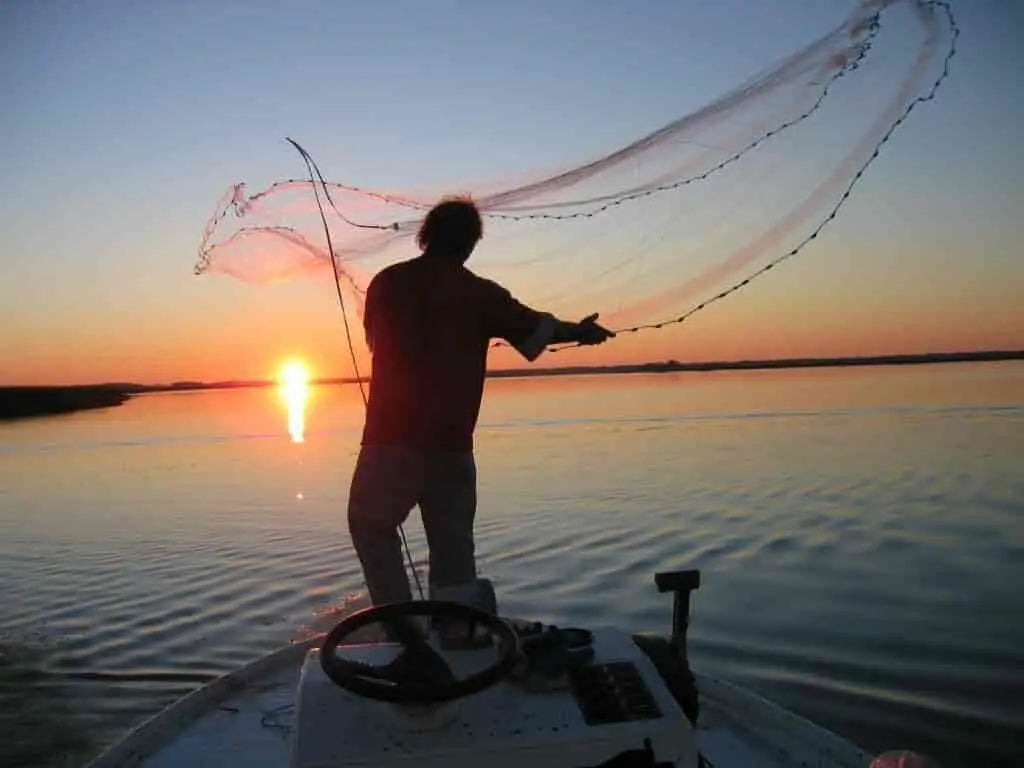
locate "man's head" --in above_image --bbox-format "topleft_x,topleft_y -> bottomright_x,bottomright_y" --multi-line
417,197 -> 483,262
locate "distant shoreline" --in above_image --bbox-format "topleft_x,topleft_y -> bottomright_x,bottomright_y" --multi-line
0,387 -> 131,421
486,349 -> 1024,380
2,349 -> 1021,421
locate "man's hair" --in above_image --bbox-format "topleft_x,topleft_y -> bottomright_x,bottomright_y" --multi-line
417,197 -> 483,254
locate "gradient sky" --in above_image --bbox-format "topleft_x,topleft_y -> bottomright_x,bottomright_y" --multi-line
2,0 -> 1021,386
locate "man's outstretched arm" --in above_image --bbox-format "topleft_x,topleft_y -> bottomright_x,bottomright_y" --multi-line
480,277 -> 615,361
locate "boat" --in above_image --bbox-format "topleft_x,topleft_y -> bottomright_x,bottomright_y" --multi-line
83,569 -> 894,767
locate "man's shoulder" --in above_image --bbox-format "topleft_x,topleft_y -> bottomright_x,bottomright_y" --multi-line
372,257 -> 417,283
459,266 -> 509,299
368,258 -> 510,303
367,258 -> 420,299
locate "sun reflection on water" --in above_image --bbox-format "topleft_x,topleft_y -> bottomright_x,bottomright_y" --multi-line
279,362 -> 310,443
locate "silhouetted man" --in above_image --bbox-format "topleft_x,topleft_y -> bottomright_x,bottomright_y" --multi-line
348,197 -> 613,610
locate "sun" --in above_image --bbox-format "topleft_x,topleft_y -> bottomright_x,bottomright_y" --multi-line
280,360 -> 310,391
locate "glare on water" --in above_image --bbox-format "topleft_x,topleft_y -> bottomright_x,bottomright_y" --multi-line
279,361 -> 310,443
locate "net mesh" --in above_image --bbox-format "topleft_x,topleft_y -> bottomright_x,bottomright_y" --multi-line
196,0 -> 956,341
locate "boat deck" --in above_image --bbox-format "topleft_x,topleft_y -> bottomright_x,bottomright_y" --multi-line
86,635 -> 872,768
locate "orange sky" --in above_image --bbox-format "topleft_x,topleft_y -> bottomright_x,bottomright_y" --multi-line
5,277 -> 1020,386
2,1 -> 1022,387
4,214 -> 1022,386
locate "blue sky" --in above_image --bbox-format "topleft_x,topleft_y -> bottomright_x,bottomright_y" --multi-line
1,0 -> 1021,384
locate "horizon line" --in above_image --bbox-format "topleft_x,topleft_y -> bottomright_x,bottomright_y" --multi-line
4,348 -> 1021,392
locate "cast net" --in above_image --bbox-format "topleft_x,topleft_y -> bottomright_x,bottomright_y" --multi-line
195,0 -> 957,347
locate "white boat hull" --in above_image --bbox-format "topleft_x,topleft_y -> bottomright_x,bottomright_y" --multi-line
84,635 -> 872,768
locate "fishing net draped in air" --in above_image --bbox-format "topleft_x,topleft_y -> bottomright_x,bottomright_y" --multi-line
196,0 -> 957,342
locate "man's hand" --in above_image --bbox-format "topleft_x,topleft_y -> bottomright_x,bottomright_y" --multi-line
549,312 -> 615,346
575,313 -> 615,345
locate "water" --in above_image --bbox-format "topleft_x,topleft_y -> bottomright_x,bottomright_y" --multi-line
1,363 -> 1022,767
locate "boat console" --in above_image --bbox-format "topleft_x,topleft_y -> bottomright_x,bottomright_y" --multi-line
292,627 -> 696,768
291,573 -> 703,768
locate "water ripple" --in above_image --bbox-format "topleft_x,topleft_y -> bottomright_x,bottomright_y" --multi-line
1,368 -> 1022,766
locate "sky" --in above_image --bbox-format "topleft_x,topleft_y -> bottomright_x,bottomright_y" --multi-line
1,0 -> 1021,386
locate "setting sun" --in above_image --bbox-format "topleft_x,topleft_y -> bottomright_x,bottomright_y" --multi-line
280,361 -> 310,391
279,360 -> 311,443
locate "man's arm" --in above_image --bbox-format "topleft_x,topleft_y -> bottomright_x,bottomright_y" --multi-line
479,277 -> 614,361
363,275 -> 379,353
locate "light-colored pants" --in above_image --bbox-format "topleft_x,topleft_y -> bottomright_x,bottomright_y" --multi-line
348,444 -> 477,605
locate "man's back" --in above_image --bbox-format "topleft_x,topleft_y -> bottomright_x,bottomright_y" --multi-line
347,197 -> 612,608
362,255 -> 540,451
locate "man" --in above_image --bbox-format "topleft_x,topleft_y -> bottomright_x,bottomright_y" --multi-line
348,197 -> 613,609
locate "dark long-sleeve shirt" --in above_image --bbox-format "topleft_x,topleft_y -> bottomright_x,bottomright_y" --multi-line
361,255 -> 547,451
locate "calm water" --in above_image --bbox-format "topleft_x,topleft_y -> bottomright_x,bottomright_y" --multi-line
1,363 -> 1022,767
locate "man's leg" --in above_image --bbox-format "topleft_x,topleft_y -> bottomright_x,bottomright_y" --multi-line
347,445 -> 423,605
419,451 -> 478,592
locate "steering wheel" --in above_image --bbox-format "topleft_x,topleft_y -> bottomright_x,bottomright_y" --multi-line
320,600 -> 520,704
